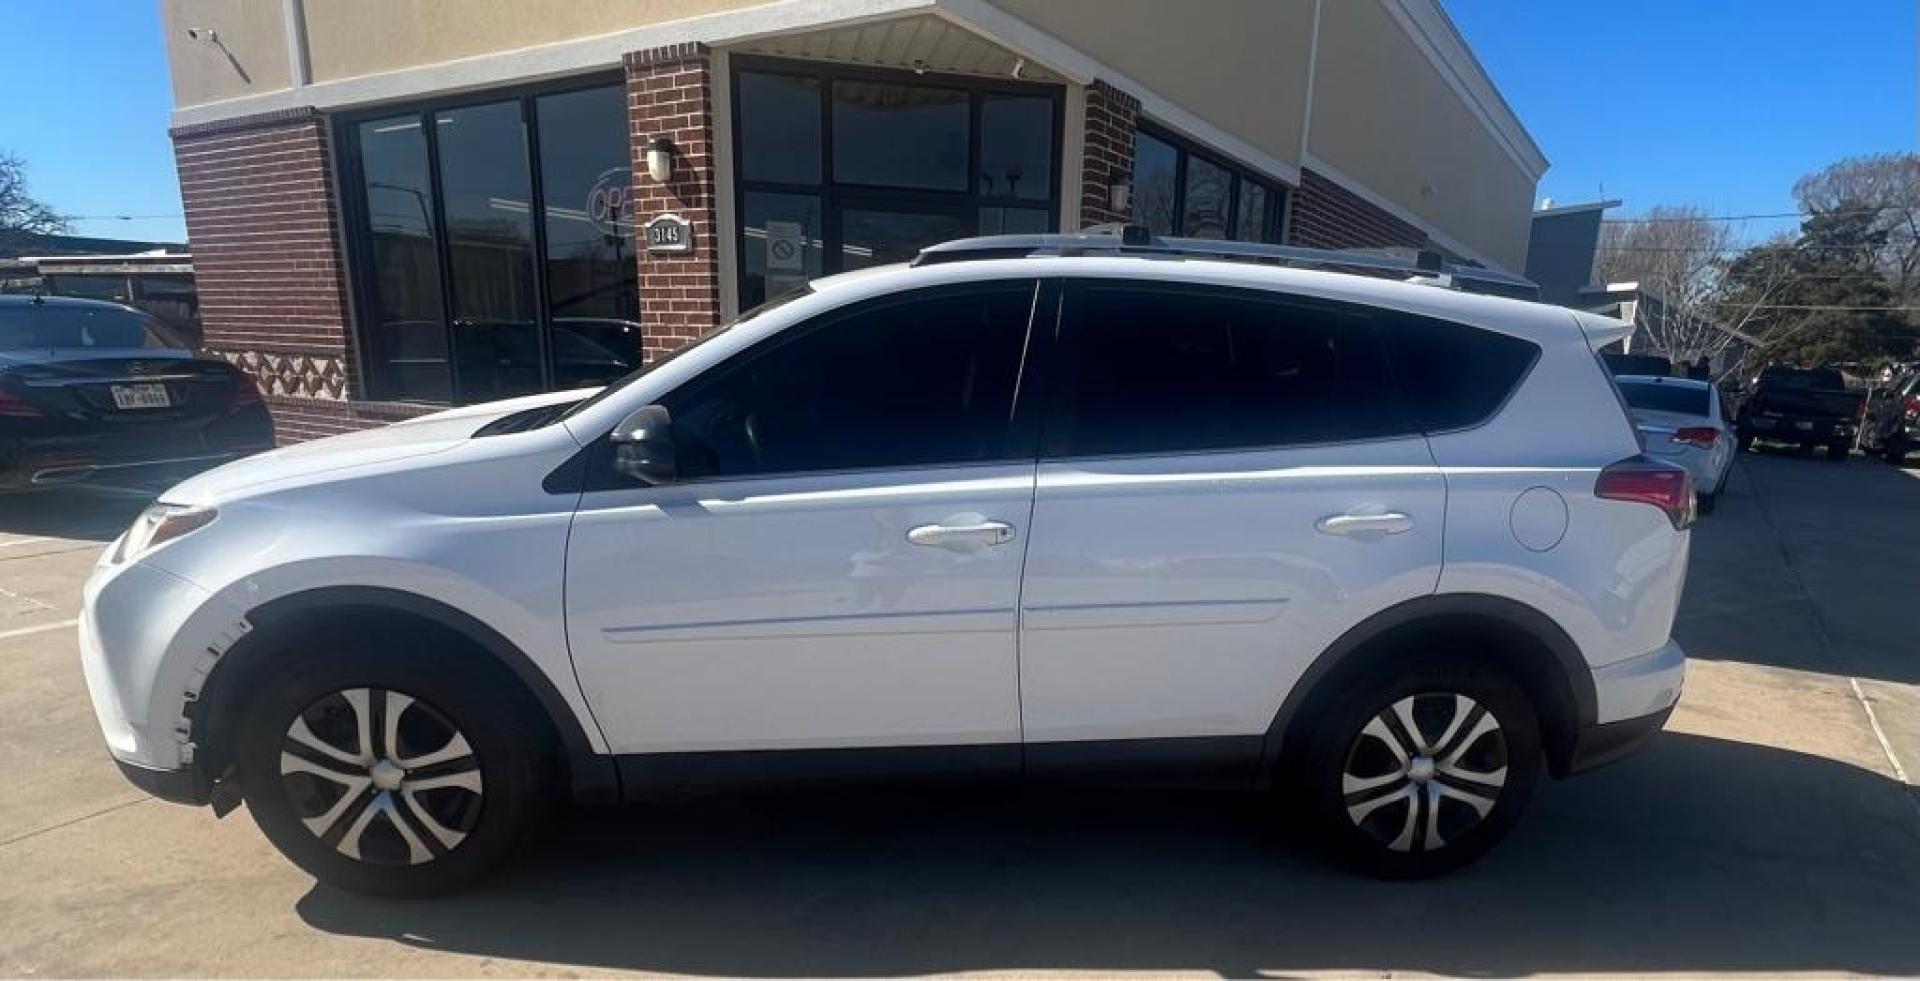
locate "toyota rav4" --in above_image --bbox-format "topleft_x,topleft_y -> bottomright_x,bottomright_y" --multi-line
81,232 -> 1690,896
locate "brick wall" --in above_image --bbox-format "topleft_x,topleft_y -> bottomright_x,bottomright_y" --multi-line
173,109 -> 419,442
625,43 -> 723,362
1080,81 -> 1141,228
1286,168 -> 1429,254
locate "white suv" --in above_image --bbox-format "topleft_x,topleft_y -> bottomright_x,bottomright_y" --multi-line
81,233 -> 1691,896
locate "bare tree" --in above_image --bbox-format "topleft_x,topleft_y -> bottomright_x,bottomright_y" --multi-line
0,152 -> 67,252
1793,152 -> 1920,308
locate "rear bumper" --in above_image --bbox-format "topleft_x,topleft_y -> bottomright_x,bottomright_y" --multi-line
1740,414 -> 1856,443
1564,705 -> 1674,775
0,429 -> 271,489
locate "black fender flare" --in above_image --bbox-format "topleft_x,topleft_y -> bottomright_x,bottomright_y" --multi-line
1259,592 -> 1598,774
213,585 -> 619,802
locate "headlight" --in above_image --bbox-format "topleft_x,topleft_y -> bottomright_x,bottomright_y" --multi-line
113,503 -> 217,565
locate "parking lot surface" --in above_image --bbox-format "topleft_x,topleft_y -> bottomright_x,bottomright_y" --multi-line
2,454 -> 1918,977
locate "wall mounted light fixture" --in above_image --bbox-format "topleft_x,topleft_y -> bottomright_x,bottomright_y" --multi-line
1108,168 -> 1132,214
645,136 -> 677,183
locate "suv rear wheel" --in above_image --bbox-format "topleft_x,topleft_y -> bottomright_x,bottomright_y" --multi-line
1300,657 -> 1541,878
232,640 -> 554,897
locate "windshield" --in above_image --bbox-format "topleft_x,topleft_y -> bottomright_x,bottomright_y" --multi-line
0,303 -> 182,351
1620,381 -> 1710,417
556,287 -> 811,424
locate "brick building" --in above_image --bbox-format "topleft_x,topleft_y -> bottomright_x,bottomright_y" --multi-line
161,0 -> 1548,440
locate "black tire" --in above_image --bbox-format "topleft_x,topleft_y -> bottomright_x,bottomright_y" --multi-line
1798,442 -> 1817,456
1737,433 -> 1755,454
233,634 -> 555,898
1697,490 -> 1718,514
1298,656 -> 1541,878
1889,440 -> 1909,467
1826,442 -> 1849,462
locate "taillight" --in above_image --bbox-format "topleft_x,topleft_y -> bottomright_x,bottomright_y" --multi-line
1596,455 -> 1695,529
1904,394 -> 1920,420
1672,426 -> 1720,449
0,384 -> 39,418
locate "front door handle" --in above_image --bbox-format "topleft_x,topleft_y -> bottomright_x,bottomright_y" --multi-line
1315,512 -> 1414,537
907,517 -> 1015,551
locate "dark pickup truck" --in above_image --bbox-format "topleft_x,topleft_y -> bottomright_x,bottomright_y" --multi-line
1735,366 -> 1865,461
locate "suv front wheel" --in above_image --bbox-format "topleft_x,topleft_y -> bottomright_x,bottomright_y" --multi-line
1300,657 -> 1542,878
232,638 -> 555,897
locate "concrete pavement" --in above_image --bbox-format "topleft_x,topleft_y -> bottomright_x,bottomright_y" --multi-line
1,455 -> 1917,977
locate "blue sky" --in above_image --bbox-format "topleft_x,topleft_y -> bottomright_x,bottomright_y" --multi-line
1449,0 -> 1916,242
0,0 -> 1913,247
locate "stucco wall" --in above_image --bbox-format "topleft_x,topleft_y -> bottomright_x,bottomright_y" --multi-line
1305,0 -> 1536,268
162,0 -> 294,107
301,0 -> 765,84
988,0 -> 1313,179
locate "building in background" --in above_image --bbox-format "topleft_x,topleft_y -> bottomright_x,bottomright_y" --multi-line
160,0 -> 1548,441
0,233 -> 199,343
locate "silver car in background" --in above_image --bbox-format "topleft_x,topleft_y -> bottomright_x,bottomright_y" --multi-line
1618,375 -> 1735,513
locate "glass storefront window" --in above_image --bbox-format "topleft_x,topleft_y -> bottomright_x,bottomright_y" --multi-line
537,85 -> 641,389
980,95 -> 1053,201
737,72 -> 822,185
344,79 -> 638,404
356,114 -> 450,401
741,191 -> 823,309
1132,125 -> 1286,243
831,81 -> 970,191
734,60 -> 1062,310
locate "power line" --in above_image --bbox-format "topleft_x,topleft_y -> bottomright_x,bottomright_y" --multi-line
1706,303 -> 1920,311
1602,206 -> 1911,224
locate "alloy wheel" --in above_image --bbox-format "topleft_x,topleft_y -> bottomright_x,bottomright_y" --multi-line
1340,692 -> 1508,853
277,687 -> 484,866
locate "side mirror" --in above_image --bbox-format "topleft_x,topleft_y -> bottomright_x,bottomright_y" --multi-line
609,404 -> 676,485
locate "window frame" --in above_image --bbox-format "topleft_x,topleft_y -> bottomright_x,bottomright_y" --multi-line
594,279 -> 1059,485
729,56 -> 1066,307
335,71 -> 632,404
1133,122 -> 1288,243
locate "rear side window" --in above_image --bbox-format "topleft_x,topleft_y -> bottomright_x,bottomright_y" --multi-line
1619,381 -> 1710,416
1377,313 -> 1538,432
1052,283 -> 1404,457
0,304 -> 180,351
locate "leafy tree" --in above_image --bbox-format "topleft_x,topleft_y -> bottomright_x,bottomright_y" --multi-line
1722,205 -> 1918,370
1793,153 -> 1920,309
0,151 -> 67,252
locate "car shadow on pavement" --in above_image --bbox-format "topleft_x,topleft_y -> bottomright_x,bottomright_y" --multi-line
0,488 -> 147,542
297,731 -> 1920,976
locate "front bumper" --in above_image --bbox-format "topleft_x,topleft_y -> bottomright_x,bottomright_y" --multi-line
114,758 -> 211,806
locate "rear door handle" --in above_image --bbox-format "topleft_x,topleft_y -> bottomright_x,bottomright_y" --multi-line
907,517 -> 1016,551
1315,512 -> 1414,537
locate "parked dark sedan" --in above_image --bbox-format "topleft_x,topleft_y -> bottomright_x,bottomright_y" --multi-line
0,295 -> 273,491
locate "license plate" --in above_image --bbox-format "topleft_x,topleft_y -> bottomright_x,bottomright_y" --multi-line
1794,420 -> 1814,431
110,383 -> 171,410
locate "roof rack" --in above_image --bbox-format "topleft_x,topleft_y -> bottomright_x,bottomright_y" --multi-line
911,223 -> 1539,300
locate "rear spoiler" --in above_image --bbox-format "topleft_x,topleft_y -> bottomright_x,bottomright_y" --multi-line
1569,310 -> 1636,352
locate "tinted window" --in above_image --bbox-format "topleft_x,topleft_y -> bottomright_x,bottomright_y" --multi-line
1762,367 -> 1845,390
979,95 -> 1053,200
436,101 -> 541,401
832,81 -> 969,191
738,72 -> 822,185
356,114 -> 450,400
1619,381 -> 1710,416
1181,155 -> 1232,240
666,285 -> 1037,477
1380,314 -> 1538,432
536,85 -> 640,386
741,191 -> 824,309
1055,284 -> 1403,457
1234,181 -> 1272,242
0,305 -> 178,350
1132,131 -> 1179,237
